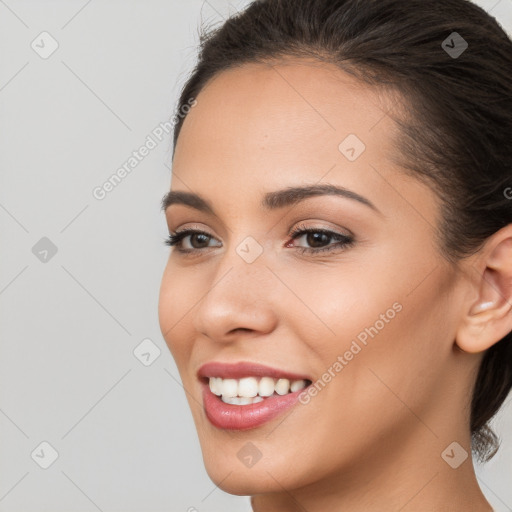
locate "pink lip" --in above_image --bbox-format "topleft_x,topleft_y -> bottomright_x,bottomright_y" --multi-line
197,361 -> 312,430
200,380 -> 309,430
197,361 -> 312,381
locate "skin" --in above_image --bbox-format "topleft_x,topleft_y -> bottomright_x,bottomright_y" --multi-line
159,58 -> 512,511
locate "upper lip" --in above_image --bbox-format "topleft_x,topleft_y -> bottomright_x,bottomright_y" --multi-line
197,361 -> 312,382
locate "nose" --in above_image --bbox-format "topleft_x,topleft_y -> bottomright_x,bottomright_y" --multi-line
192,249 -> 279,343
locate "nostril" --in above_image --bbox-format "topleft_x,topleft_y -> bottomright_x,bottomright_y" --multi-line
229,327 -> 253,335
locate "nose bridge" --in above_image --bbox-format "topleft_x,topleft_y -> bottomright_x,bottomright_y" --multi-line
211,233 -> 275,300
192,238 -> 278,340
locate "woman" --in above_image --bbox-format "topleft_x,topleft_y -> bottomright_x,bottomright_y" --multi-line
159,0 -> 512,510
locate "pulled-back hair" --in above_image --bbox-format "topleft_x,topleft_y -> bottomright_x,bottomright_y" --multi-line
171,0 -> 512,462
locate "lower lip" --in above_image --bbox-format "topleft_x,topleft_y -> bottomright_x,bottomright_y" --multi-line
201,381 -> 308,430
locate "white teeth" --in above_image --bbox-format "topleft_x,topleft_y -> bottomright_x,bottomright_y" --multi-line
220,378 -> 238,398
258,377 -> 275,397
209,377 -> 223,396
275,378 -> 290,395
238,377 -> 259,398
220,396 -> 237,405
209,376 -> 309,404
290,379 -> 307,392
221,396 -> 264,405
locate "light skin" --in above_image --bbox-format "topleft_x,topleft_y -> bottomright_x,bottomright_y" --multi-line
158,58 -> 512,511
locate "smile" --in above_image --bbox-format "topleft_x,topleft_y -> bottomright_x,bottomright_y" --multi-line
209,376 -> 310,404
198,361 -> 313,429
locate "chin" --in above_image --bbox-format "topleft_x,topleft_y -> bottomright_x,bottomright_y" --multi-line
202,459 -> 286,496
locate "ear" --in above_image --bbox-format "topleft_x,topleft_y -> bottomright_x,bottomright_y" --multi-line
456,224 -> 512,354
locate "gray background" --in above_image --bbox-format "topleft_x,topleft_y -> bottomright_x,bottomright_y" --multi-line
0,1 -> 511,511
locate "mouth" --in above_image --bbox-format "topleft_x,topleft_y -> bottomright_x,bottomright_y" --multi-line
197,361 -> 313,430
203,375 -> 312,404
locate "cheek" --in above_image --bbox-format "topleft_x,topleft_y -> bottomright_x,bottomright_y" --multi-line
266,274 -> 452,479
273,257 -> 403,356
158,262 -> 197,362
283,248 -> 453,411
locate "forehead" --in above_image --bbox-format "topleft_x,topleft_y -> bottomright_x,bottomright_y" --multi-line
173,57 -> 399,174
171,59 -> 421,215
168,59 -> 441,241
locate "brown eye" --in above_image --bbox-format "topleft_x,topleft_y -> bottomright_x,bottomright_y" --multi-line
304,231 -> 332,248
188,233 -> 212,248
288,226 -> 355,255
165,229 -> 222,251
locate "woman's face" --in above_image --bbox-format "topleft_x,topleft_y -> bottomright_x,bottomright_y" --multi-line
159,59 -> 467,495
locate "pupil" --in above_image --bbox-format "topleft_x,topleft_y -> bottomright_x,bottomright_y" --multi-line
307,232 -> 330,248
192,233 -> 210,248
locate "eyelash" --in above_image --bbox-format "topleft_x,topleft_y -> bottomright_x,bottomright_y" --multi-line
164,223 -> 354,256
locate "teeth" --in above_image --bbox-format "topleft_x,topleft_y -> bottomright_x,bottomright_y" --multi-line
208,376 -> 309,403
221,396 -> 265,405
275,378 -> 290,395
221,378 -> 238,398
209,377 -> 223,396
238,377 -> 259,397
290,379 -> 307,392
258,377 -> 275,397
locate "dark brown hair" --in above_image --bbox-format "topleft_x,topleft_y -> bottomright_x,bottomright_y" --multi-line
171,0 -> 512,462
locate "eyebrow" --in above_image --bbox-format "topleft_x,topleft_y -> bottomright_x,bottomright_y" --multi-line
161,184 -> 380,215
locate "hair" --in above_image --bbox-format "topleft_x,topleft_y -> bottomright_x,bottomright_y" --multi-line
170,0 -> 512,462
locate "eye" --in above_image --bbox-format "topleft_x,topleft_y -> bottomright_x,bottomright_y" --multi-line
165,229 -> 221,252
164,224 -> 355,255
286,223 -> 354,254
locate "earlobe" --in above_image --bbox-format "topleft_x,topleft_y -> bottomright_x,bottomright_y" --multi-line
455,226 -> 512,354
